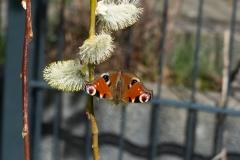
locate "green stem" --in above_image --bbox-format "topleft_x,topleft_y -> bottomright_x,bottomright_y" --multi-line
88,63 -> 95,81
86,0 -> 99,159
89,0 -> 97,38
86,63 -> 94,114
87,0 -> 96,115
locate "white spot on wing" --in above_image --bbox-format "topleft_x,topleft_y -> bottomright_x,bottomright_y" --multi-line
131,98 -> 135,103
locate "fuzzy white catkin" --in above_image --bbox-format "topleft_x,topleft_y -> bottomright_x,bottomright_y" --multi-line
96,0 -> 143,30
79,32 -> 114,65
43,59 -> 89,91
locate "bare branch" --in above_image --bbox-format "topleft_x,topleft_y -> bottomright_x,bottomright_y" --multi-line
21,0 -> 33,159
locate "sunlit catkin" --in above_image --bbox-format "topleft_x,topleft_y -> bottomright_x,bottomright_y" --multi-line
43,59 -> 89,91
96,0 -> 143,30
79,32 -> 114,65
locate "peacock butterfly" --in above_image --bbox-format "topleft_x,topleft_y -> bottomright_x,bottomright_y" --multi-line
83,70 -> 153,105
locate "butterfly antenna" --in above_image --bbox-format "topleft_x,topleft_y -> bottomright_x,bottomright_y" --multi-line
95,105 -> 113,124
104,106 -> 124,122
105,107 -> 113,116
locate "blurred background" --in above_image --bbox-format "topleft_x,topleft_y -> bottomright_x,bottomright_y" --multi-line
1,0 -> 240,160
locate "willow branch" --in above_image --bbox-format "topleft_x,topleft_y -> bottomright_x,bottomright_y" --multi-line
86,0 -> 100,160
21,0 -> 33,160
89,0 -> 96,38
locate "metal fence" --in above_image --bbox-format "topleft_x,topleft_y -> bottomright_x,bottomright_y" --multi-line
1,0 -> 240,160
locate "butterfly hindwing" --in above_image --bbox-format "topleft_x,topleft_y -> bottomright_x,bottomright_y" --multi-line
123,82 -> 153,103
84,77 -> 112,99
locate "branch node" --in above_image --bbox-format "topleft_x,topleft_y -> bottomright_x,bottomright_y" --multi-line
21,1 -> 26,10
28,24 -> 33,40
22,131 -> 28,138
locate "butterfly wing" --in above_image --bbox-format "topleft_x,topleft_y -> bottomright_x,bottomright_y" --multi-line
123,82 -> 153,103
84,77 -> 112,99
84,70 -> 153,104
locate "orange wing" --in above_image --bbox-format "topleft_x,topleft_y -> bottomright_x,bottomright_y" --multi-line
84,78 -> 112,99
123,82 -> 153,103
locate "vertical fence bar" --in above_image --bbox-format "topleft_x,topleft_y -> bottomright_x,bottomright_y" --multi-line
85,119 -> 91,160
225,0 -> 237,107
149,0 -> 168,159
118,106 -> 126,160
30,0 -> 47,159
118,0 -> 134,157
52,92 -> 62,160
0,0 -> 2,36
52,0 -> 64,159
32,85 -> 44,160
0,0 -> 3,150
1,1 -> 25,159
125,27 -> 132,70
185,0 -> 203,160
214,0 -> 237,154
118,25 -> 132,160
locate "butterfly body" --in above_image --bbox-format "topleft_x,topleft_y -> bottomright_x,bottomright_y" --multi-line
84,70 -> 153,105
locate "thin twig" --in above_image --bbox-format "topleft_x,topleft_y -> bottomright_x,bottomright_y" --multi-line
221,30 -> 230,107
21,0 -> 33,159
86,0 -> 100,159
213,29 -> 230,160
211,131 -> 228,160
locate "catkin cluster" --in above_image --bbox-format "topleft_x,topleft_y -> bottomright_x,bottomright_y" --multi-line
43,0 -> 143,91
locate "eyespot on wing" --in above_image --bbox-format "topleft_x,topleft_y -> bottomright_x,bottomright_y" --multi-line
84,77 -> 112,99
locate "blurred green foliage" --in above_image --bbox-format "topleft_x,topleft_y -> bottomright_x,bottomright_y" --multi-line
167,32 -> 223,91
